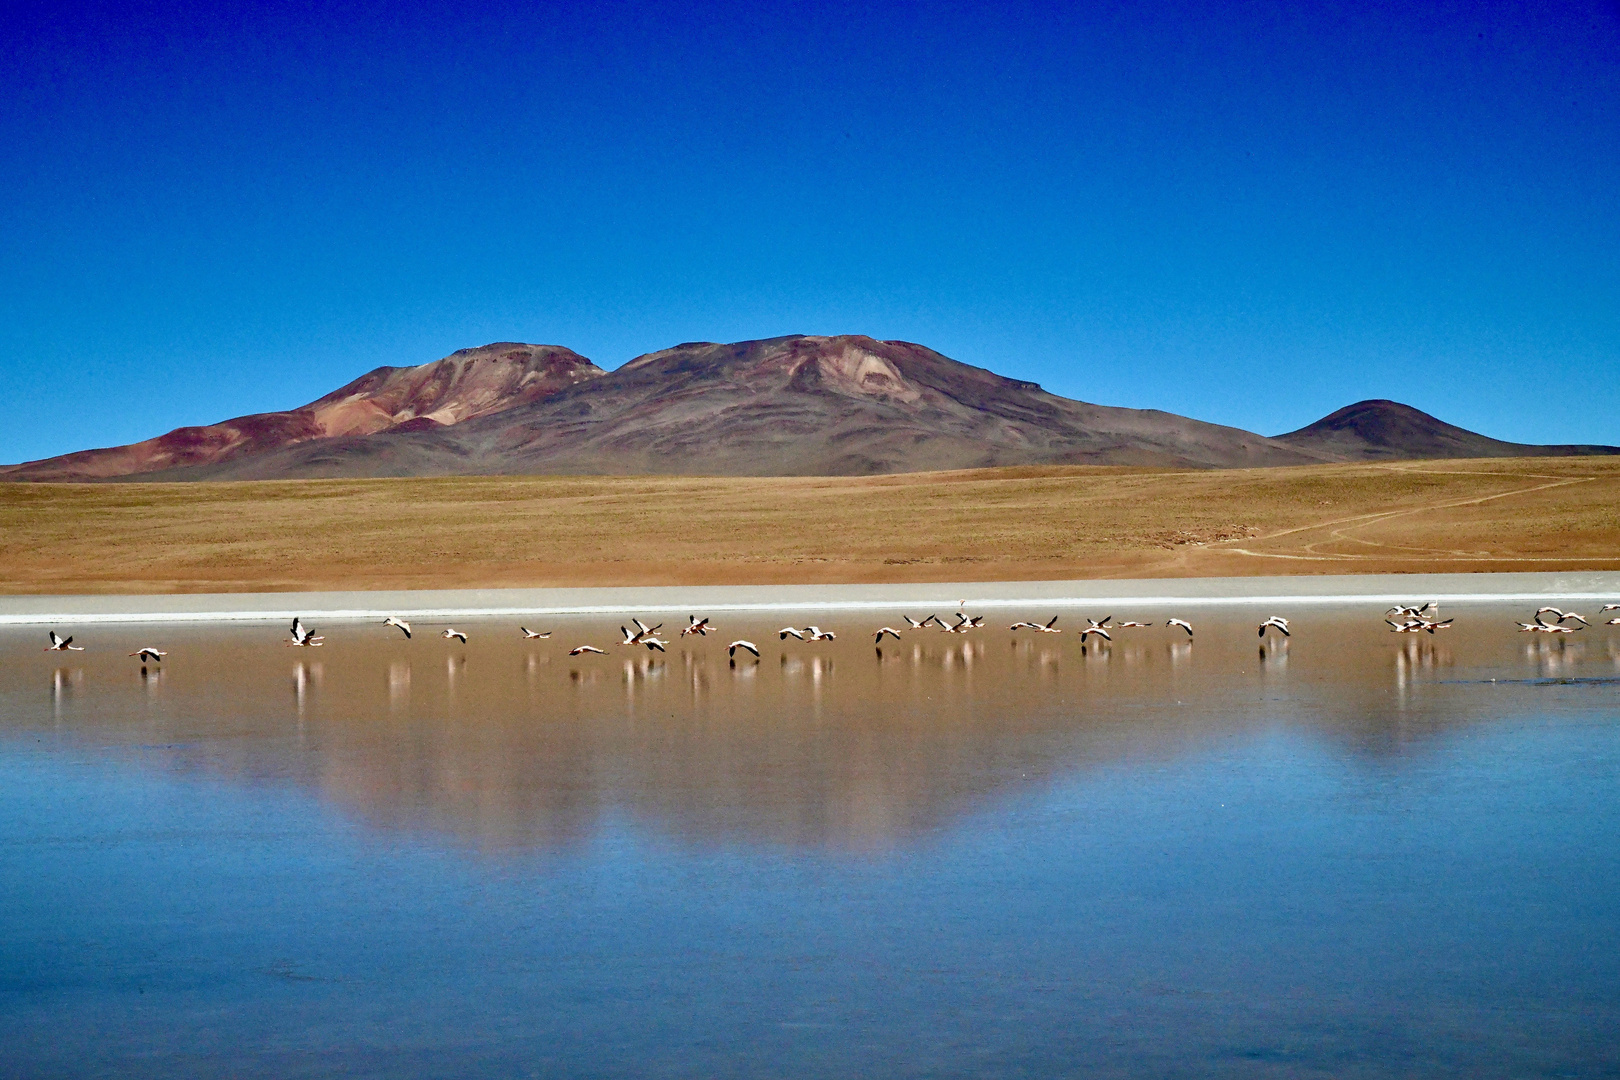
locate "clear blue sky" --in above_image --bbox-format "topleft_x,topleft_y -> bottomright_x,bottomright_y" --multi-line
2,0 -> 1616,464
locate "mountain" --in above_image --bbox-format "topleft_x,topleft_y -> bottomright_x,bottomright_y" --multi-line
83,335 -> 1324,480
5,338 -> 1614,481
2,344 -> 605,481
1272,399 -> 1620,460
421,335 -> 1329,476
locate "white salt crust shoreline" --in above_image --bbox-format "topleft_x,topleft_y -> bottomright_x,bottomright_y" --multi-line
0,572 -> 1617,626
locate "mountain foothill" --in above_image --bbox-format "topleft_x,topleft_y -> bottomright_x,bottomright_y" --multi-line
6,336 -> 1613,481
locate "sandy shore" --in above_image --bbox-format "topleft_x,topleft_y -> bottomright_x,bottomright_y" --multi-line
7,461 -> 1620,596
2,571 -> 1617,626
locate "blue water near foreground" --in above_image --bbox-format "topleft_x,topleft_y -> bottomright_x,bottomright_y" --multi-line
1,607 -> 1616,1077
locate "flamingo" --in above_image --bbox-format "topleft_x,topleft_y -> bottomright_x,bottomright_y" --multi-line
1388,618 -> 1449,634
779,627 -> 805,640
1011,616 -> 1061,633
384,616 -> 412,638
287,618 -> 324,647
1166,619 -> 1193,637
682,616 -> 714,637
874,627 -> 902,643
129,648 -> 166,663
1259,616 -> 1290,638
805,626 -> 836,641
520,627 -> 551,639
728,640 -> 760,658
569,645 -> 604,656
1078,625 -> 1111,642
442,629 -> 467,644
45,631 -> 84,652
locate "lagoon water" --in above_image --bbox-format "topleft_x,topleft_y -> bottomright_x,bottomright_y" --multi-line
2,606 -> 1617,1078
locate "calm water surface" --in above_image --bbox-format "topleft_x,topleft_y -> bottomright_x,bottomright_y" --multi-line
2,606 -> 1617,1078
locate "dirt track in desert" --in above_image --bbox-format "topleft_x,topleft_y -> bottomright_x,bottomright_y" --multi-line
4,457 -> 1618,594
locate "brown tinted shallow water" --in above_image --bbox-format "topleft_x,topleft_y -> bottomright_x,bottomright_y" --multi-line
2,607 -> 1618,1077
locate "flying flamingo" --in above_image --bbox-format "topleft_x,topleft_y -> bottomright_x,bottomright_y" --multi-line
288,618 -> 324,647
45,631 -> 84,652
1010,616 -> 1061,633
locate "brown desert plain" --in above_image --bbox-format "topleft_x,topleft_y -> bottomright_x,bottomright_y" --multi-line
3,456 -> 1619,594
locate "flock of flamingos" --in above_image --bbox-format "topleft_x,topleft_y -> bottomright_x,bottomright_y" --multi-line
38,603 -> 1620,668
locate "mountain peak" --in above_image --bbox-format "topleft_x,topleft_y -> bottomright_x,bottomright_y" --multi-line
1277,399 -> 1478,451
427,334 -> 1316,478
2,343 -> 604,481
1274,399 -> 1619,460
311,343 -> 602,432
616,335 -> 1038,402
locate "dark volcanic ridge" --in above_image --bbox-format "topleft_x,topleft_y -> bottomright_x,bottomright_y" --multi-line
1272,399 -> 1618,460
5,336 -> 1614,481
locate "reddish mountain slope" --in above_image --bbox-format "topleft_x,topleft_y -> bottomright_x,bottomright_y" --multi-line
2,344 -> 604,481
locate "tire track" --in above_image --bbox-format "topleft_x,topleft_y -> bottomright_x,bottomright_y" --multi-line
1218,466 -> 1600,563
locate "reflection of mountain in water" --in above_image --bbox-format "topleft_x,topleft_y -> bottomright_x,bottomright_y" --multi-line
4,612 -> 1588,852
306,637 -> 1237,852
